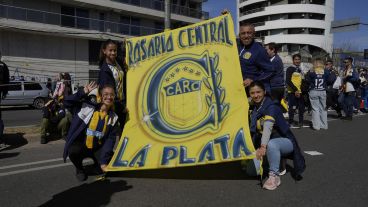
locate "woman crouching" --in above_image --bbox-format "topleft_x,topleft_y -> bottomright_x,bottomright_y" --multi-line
63,82 -> 120,181
249,81 -> 306,190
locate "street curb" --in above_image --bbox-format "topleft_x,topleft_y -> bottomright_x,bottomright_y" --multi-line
4,125 -> 41,143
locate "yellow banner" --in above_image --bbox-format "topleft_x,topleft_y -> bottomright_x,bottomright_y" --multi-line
107,14 -> 255,171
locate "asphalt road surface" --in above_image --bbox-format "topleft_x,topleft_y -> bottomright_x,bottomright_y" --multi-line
1,106 -> 42,127
0,114 -> 368,206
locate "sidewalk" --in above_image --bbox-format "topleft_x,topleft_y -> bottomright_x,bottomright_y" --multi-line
4,125 -> 41,143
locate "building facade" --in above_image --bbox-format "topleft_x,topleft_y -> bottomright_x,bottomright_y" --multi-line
0,0 -> 208,84
237,0 -> 334,62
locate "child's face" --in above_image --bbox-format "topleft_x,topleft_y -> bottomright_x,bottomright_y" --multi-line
103,43 -> 117,63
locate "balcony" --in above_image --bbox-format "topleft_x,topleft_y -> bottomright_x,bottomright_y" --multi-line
111,0 -> 209,19
240,7 -> 265,16
0,4 -> 162,37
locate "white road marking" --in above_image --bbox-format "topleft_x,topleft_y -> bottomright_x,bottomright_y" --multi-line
0,158 -> 64,170
304,151 -> 323,156
0,158 -> 94,177
0,163 -> 72,177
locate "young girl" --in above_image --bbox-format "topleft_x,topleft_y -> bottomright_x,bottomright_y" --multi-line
98,39 -> 126,129
63,82 -> 119,181
249,81 -> 305,190
306,59 -> 330,130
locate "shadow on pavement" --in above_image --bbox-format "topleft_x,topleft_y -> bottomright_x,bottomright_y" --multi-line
1,133 -> 28,151
39,179 -> 132,207
108,161 -> 257,180
0,152 -> 20,159
1,106 -> 35,111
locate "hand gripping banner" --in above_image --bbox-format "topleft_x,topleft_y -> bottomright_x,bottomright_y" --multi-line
107,14 -> 256,171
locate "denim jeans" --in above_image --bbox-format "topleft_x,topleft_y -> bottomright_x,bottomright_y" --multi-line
309,90 -> 328,130
267,138 -> 294,175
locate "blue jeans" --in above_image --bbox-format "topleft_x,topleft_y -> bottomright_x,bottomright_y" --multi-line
267,138 -> 294,175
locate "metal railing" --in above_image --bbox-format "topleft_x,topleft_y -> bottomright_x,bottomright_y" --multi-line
111,0 -> 209,19
240,7 -> 265,16
0,4 -> 162,36
253,21 -> 265,27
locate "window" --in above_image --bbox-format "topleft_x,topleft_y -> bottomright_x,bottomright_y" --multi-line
130,17 -> 141,36
24,82 -> 42,90
61,6 -> 89,29
120,16 -> 130,35
8,82 -> 22,91
89,70 -> 99,82
89,40 -> 103,65
61,6 -> 75,27
76,8 -> 89,29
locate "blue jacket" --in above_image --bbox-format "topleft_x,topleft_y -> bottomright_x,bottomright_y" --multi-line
63,90 -> 119,165
98,61 -> 126,107
250,97 -> 306,176
306,69 -> 330,91
237,40 -> 274,86
269,54 -> 285,88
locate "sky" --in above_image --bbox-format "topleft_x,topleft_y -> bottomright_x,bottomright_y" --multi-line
203,0 -> 368,51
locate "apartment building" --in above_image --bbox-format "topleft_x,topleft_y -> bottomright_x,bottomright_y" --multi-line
237,0 -> 334,62
0,0 -> 208,84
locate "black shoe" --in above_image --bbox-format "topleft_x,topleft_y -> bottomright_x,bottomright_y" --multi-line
40,136 -> 47,144
341,116 -> 353,121
337,113 -> 342,118
76,169 -> 87,182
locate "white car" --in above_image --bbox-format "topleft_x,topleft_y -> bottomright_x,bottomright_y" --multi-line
1,81 -> 50,109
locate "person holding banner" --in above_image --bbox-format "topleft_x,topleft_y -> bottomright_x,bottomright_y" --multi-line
249,81 -> 305,190
63,82 -> 120,181
237,23 -> 274,93
98,39 -> 127,129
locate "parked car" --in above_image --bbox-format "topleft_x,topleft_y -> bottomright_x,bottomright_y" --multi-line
1,81 -> 50,109
72,83 -> 97,103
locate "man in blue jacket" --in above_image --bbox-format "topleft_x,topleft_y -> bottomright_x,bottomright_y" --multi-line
265,42 -> 285,102
237,23 -> 274,94
341,57 -> 359,120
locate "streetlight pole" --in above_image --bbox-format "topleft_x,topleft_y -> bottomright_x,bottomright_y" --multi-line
164,0 -> 171,30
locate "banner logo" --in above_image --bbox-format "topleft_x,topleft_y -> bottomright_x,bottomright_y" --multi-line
140,52 -> 229,140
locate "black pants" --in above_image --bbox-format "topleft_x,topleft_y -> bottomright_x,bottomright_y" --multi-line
114,101 -> 127,132
326,88 -> 341,114
68,140 -> 100,171
0,96 -> 3,142
288,93 -> 305,124
271,87 -> 285,103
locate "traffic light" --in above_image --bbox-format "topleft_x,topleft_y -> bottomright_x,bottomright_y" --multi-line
364,49 -> 368,59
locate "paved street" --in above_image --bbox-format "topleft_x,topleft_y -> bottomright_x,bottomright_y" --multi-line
1,114 -> 368,207
1,107 -> 42,127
